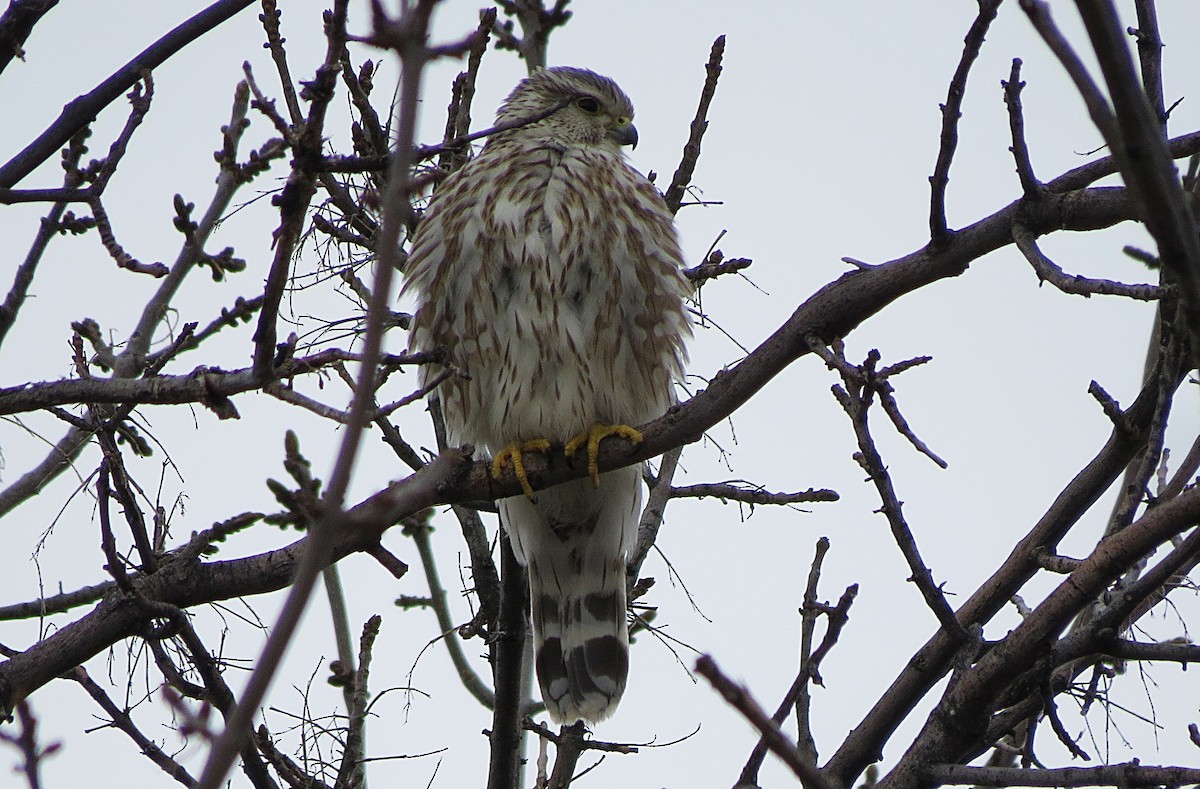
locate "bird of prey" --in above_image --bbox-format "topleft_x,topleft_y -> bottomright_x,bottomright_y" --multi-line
404,66 -> 690,723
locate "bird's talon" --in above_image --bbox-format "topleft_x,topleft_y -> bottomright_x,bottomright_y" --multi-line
492,439 -> 551,500
565,422 -> 644,488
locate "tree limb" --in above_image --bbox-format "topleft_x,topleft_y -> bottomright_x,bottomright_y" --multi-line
0,0 -> 257,189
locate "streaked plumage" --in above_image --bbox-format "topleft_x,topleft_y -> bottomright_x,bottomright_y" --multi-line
403,67 -> 690,723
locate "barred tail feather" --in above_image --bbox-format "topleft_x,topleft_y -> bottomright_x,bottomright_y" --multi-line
501,467 -> 641,724
529,555 -> 629,723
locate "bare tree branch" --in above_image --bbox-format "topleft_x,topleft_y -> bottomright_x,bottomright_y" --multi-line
0,0 -> 60,77
697,654 -> 837,789
928,762 -> 1200,787
1025,0 -> 1200,367
1012,223 -> 1163,299
0,0 -> 257,189
1003,58 -> 1042,199
663,35 -> 724,215
929,0 -> 1003,244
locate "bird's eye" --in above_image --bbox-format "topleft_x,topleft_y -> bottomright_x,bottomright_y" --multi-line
576,96 -> 600,114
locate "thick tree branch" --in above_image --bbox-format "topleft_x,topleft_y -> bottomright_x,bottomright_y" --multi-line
928,763 -> 1200,787
0,348 -> 438,416
878,484 -> 1200,789
825,343 -> 1186,785
487,533 -> 528,789
1024,0 -> 1200,367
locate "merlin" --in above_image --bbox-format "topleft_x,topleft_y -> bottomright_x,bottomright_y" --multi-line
404,67 -> 691,723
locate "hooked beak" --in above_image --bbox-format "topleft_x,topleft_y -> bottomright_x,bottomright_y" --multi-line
611,121 -> 638,149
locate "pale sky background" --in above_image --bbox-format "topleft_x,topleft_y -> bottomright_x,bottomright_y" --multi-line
2,2 -> 1200,787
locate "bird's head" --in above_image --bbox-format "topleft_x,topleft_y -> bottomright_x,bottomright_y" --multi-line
493,66 -> 638,151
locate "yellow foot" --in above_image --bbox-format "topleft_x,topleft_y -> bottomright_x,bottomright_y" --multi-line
564,422 -> 644,488
492,438 -> 552,500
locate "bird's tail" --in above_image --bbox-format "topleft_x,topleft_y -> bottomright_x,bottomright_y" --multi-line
501,470 -> 639,724
528,551 -> 629,724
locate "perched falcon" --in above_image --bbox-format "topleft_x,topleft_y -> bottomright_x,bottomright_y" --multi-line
403,67 -> 691,724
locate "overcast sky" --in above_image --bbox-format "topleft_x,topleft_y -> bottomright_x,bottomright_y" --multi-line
2,2 -> 1199,787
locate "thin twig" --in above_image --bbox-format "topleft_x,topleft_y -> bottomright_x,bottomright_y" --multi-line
684,252 -> 752,286
1042,689 -> 1090,760
668,482 -> 838,506
89,196 -> 168,277
0,347 -> 440,416
1012,223 -> 1163,299
735,581 -> 858,787
696,654 -> 836,789
0,581 -> 114,621
794,540 -> 829,769
0,129 -> 88,345
250,2 -> 350,378
334,615 -> 382,788
1131,0 -> 1166,130
322,93 -> 579,175
663,36 -> 724,215
69,667 -> 196,786
627,446 -> 682,584
259,0 -> 304,125
173,622 -> 280,789
522,718 -> 638,755
1048,128 -> 1200,192
436,9 -> 495,175
407,514 -> 496,709
816,340 -> 968,641
806,584 -> 860,686
929,0 -> 1003,244
265,383 -> 352,422
491,0 -> 571,70
125,80 -> 253,368
0,700 -> 53,789
1003,58 -> 1041,198
375,366 -> 457,419
322,563 -> 357,741
738,537 -> 830,787
0,0 -> 258,189
152,295 -> 264,364
95,428 -> 156,572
